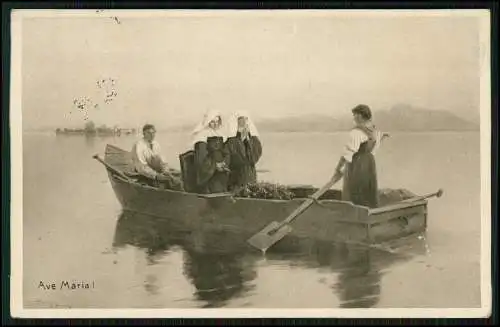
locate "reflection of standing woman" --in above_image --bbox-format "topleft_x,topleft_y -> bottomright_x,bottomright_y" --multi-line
334,246 -> 381,308
334,105 -> 389,208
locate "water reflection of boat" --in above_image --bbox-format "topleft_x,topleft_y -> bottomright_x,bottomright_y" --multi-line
182,250 -> 257,308
112,211 -> 428,308
99,144 -> 439,245
333,248 -> 382,308
112,211 -> 258,307
265,232 -> 427,308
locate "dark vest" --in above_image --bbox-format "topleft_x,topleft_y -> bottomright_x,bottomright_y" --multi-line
353,126 -> 377,154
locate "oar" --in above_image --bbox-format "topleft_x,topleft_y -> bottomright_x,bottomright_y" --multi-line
369,188 -> 444,214
401,188 -> 444,203
247,171 -> 343,252
92,154 -> 133,182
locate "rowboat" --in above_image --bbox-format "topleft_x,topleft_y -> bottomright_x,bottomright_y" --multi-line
96,144 -> 441,247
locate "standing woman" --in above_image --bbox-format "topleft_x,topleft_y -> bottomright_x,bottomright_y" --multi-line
191,110 -> 231,194
225,111 -> 263,191
334,104 -> 389,208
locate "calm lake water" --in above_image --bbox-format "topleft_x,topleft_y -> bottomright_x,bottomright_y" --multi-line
22,131 -> 482,309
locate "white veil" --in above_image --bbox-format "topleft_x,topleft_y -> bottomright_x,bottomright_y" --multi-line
189,110 -> 227,148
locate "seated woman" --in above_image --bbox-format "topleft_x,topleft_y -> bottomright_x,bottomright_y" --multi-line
190,110 -> 231,194
225,111 -> 263,192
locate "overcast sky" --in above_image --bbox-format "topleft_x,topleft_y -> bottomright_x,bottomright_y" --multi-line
17,10 -> 485,130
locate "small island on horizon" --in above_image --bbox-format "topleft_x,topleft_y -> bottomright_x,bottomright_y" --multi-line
55,121 -> 137,137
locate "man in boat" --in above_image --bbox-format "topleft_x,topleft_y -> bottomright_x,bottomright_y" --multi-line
333,104 -> 389,208
131,124 -> 183,190
225,111 -> 263,192
190,110 -> 231,194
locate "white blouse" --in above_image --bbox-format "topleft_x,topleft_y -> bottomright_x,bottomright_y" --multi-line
342,128 -> 383,163
131,139 -> 168,179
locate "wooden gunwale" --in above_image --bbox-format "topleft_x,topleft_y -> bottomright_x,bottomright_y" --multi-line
100,144 -> 432,245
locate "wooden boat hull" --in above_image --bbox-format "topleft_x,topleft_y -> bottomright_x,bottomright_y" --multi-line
103,144 -> 429,245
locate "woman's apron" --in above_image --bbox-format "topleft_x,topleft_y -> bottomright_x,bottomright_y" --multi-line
342,127 -> 379,208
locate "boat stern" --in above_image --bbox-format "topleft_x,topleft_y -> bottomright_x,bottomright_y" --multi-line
366,200 -> 428,243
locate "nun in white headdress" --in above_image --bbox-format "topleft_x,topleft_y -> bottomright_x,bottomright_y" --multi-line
225,111 -> 263,191
189,110 -> 231,194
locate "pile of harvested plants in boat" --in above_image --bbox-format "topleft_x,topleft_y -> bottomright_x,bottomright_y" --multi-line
234,182 -> 295,200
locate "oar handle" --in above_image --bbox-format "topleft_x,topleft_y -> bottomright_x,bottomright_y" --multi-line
279,172 -> 342,227
92,154 -> 132,182
401,188 -> 444,203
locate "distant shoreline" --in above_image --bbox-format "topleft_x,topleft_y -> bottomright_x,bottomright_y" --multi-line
22,129 -> 481,135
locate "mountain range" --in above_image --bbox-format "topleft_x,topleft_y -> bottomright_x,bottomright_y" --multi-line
25,104 -> 479,133
169,104 -> 479,133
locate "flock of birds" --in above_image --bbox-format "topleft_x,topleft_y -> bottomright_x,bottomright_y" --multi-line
97,78 -> 118,104
66,12 -> 122,121
71,78 -> 118,121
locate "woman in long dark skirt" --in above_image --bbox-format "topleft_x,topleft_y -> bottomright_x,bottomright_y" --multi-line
190,110 -> 231,194
334,104 -> 389,208
225,111 -> 263,191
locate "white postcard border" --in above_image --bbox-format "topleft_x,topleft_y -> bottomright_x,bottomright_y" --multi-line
9,8 -> 492,319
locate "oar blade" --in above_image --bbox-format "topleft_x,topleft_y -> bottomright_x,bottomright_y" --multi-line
247,221 -> 293,252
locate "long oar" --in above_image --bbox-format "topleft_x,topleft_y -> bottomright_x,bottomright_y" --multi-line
92,154 -> 133,182
370,188 -> 444,214
247,172 -> 343,252
401,189 -> 444,203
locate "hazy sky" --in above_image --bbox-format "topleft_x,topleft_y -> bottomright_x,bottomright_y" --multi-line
18,10 -> 485,129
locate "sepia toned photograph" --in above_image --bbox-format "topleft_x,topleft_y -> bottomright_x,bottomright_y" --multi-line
10,9 -> 491,318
